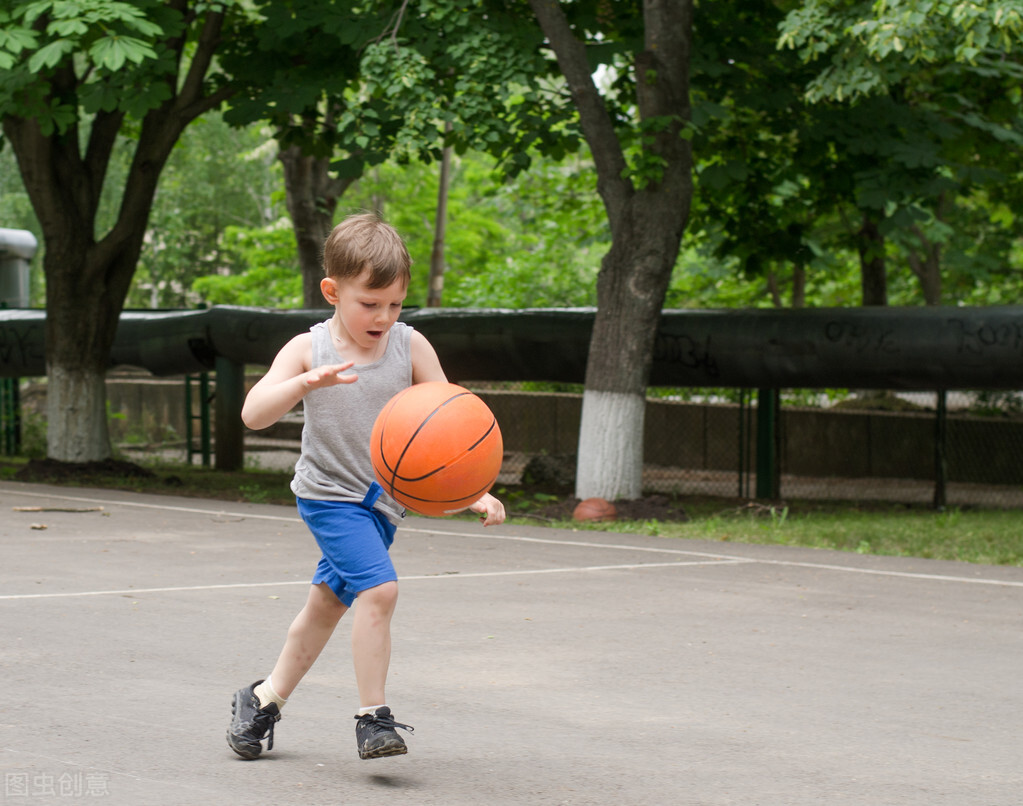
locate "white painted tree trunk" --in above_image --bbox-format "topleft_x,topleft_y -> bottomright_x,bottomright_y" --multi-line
575,389 -> 645,501
46,365 -> 111,462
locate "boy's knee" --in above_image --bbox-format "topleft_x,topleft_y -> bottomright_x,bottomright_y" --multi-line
359,580 -> 399,610
309,583 -> 347,619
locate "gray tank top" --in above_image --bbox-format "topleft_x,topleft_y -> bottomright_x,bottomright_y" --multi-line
290,319 -> 413,523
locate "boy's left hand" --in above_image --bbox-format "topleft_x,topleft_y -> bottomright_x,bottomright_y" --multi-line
470,493 -> 505,527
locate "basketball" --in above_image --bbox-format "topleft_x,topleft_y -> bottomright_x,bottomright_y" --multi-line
370,382 -> 503,517
573,497 -> 617,522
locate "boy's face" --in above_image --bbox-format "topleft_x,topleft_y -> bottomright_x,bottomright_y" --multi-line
322,269 -> 407,351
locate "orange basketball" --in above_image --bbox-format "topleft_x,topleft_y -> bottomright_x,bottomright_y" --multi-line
370,382 -> 503,517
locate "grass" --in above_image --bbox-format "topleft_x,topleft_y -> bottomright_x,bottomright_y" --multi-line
533,504 -> 1023,567
3,455 -> 1023,568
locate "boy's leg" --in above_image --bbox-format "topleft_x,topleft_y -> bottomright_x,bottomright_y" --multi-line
294,498 -> 411,759
351,580 -> 414,759
227,583 -> 347,759
270,582 -> 349,698
350,580 -> 398,707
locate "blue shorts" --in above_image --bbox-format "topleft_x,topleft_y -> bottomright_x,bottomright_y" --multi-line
297,484 -> 398,607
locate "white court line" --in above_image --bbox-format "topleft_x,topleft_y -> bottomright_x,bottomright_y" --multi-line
3,486 -> 1023,589
415,527 -> 1023,589
0,560 -> 750,600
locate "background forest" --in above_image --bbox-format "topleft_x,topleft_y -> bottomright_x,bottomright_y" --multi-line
3,2 -> 1022,315
5,105 -> 1022,314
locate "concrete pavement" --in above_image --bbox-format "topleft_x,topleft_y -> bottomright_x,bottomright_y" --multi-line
1,480 -> 1021,805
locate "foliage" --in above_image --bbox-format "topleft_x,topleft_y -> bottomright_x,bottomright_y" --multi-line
681,0 -> 1023,308
348,0 -> 577,177
190,146 -> 610,309
130,114 -> 285,308
191,220 -> 301,307
344,150 -> 607,308
779,0 -> 1023,101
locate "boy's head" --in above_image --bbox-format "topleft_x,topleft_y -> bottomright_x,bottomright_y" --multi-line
323,213 -> 412,289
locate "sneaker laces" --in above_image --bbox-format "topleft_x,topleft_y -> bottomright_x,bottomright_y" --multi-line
355,711 -> 414,735
253,709 -> 280,751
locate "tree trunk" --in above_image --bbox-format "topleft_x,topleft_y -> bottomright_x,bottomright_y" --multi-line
908,225 -> 942,306
427,134 -> 453,308
529,0 -> 694,501
577,224 -> 685,499
791,262 -> 806,308
767,271 -> 783,307
42,246 -> 126,461
2,10 -> 231,463
858,214 -> 888,306
279,144 -> 354,308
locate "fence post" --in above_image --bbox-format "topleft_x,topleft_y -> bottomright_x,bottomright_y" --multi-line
933,390 -> 948,510
756,388 -> 780,499
214,356 -> 244,471
738,389 -> 751,498
185,373 -> 212,467
1,377 -> 20,455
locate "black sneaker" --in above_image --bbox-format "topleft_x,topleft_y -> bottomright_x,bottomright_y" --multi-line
354,707 -> 414,759
227,680 -> 281,759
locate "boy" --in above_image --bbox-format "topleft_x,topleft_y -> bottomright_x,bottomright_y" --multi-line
227,213 -> 505,761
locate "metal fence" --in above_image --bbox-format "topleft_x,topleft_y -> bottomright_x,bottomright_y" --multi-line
483,386 -> 1023,509
5,376 -> 1023,509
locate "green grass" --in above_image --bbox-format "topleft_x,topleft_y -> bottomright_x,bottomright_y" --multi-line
3,455 -> 1023,567
514,503 -> 1023,567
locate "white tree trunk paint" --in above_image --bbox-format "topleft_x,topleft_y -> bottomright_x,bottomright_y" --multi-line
46,365 -> 110,462
575,389 -> 644,501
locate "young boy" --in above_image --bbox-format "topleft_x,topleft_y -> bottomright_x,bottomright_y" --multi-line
227,213 -> 505,761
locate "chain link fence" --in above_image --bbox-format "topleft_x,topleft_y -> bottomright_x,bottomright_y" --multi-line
478,386 -> 1023,509
5,376 -> 1023,509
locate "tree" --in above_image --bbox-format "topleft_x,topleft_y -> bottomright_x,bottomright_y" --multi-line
218,1 -> 383,307
219,0 -> 562,308
779,0 -> 1023,306
525,0 -> 693,500
130,112 -> 284,308
0,0 -> 407,461
0,0 -> 245,462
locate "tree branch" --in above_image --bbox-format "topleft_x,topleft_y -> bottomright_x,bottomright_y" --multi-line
527,0 -> 630,222
177,6 -> 225,110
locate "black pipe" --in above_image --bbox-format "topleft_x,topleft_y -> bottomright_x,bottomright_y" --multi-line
1,305 -> 1022,390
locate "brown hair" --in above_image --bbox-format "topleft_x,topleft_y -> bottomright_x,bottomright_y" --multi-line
322,213 -> 412,288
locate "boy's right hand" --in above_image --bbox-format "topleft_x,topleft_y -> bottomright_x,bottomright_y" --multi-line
302,361 -> 358,390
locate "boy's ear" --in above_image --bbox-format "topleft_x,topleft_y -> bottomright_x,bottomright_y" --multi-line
320,277 -> 339,305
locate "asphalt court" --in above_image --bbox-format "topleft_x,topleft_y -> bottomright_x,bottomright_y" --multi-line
1,480 -> 1021,805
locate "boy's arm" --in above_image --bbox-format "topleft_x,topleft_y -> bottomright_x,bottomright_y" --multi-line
242,333 -> 357,430
410,331 -> 448,384
469,493 -> 506,527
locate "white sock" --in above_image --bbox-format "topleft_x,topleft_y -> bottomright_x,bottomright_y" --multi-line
357,704 -> 387,716
254,677 -> 287,710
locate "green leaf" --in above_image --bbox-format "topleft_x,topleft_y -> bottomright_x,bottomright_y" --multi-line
90,34 -> 157,71
0,27 -> 38,53
27,38 -> 73,71
47,18 -> 88,37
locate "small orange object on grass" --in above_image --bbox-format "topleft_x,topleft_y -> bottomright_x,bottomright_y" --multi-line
572,497 -> 617,523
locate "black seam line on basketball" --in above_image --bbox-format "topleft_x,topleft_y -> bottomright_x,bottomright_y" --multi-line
376,395 -> 404,495
467,418 -> 497,452
386,418 -> 497,483
388,480 -> 496,505
390,392 -> 472,483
